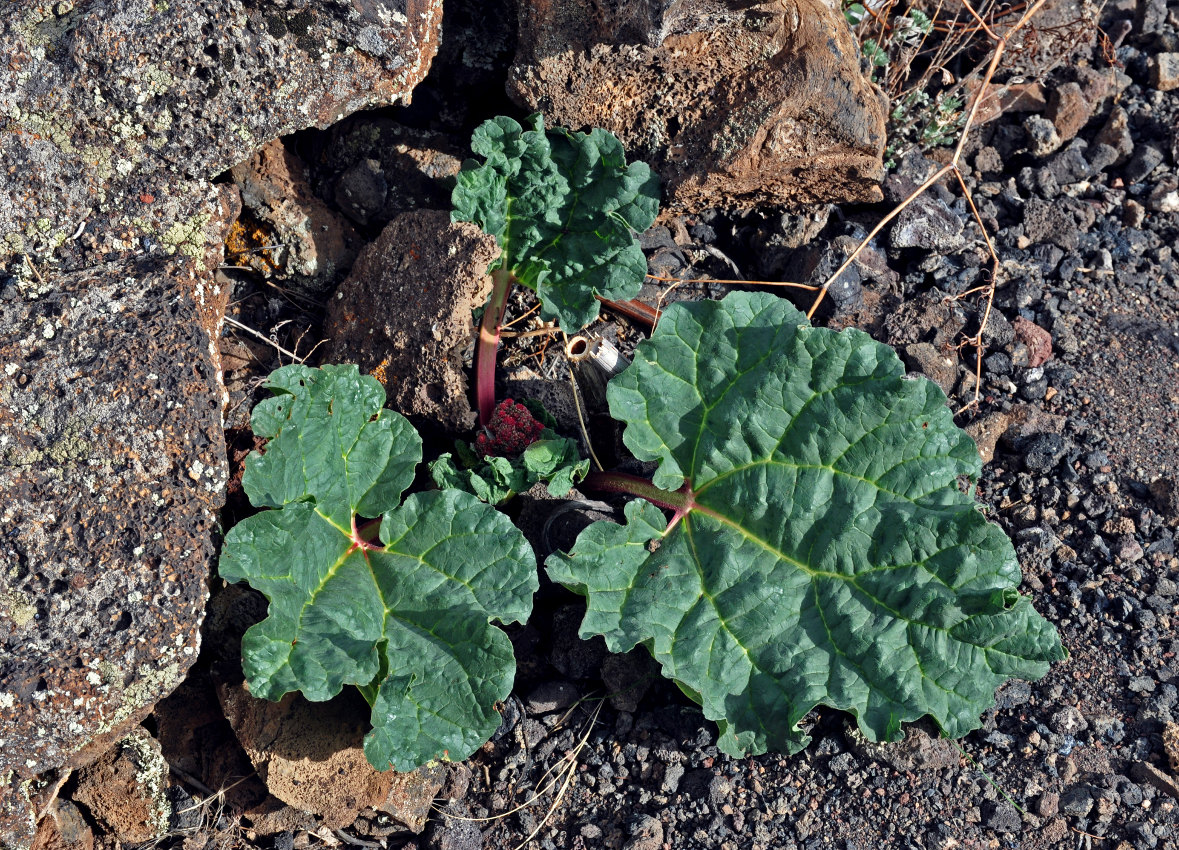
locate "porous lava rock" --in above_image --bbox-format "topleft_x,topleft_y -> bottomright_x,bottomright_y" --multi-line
216,680 -> 447,832
506,0 -> 886,211
320,118 -> 466,226
324,208 -> 499,432
0,0 -> 442,271
71,729 -> 172,845
229,139 -> 361,296
0,254 -> 229,847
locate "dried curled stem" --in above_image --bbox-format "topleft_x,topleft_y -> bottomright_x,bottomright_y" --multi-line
808,0 -> 1052,414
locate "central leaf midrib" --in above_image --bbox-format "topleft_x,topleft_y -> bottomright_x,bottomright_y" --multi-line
677,511 -> 977,718
686,500 -> 976,632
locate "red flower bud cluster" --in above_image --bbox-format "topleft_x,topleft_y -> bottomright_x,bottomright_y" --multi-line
476,399 -> 545,457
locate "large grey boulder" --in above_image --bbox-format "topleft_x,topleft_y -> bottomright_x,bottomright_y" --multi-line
0,248 -> 231,847
1,0 -> 442,271
0,2 -> 443,846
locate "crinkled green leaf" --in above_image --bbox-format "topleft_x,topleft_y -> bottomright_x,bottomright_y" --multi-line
220,365 -> 538,771
430,434 -> 589,505
546,292 -> 1065,757
452,114 -> 660,331
242,364 -> 420,526
522,438 -> 591,497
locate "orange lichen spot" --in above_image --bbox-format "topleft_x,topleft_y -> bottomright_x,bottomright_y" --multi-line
139,193 -> 155,204
224,211 -> 280,274
370,356 -> 391,385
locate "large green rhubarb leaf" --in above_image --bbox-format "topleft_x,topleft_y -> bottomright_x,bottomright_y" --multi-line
451,114 -> 660,331
219,365 -> 538,771
546,292 -> 1064,757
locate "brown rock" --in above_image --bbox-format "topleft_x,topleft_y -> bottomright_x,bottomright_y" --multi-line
30,800 -> 93,850
1,0 -> 442,271
323,119 -> 466,226
1013,317 -> 1053,368
845,720 -> 961,772
380,767 -> 450,834
965,410 -> 1013,466
1150,476 -> 1179,522
883,291 -> 967,351
963,81 -> 1047,124
325,209 -> 500,432
1039,817 -> 1069,844
1165,722 -> 1179,773
902,343 -> 958,396
0,252 -> 230,845
216,680 -> 446,832
230,141 -> 361,296
1147,175 -> 1179,213
1150,53 -> 1179,91
507,0 -> 886,211
1045,82 -> 1091,142
72,729 -> 172,845
1095,106 -> 1134,165
1131,760 -> 1179,800
1003,404 -> 1068,444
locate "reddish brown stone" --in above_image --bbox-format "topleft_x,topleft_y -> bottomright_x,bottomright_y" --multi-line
507,0 -> 886,211
216,680 -> 446,831
72,730 -> 171,845
30,800 -> 92,850
963,81 -> 1048,124
325,209 -> 500,433
1013,317 -> 1054,368
1046,82 -> 1092,142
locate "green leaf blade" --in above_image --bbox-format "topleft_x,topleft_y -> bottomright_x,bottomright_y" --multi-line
219,367 -> 538,771
548,291 -> 1064,757
452,114 -> 660,331
242,365 -> 420,525
221,502 -> 385,703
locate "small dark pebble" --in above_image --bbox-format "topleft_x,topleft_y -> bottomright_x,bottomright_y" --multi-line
981,800 -> 1021,833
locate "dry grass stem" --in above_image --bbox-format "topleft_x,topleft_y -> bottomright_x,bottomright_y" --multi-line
810,0 -> 1052,412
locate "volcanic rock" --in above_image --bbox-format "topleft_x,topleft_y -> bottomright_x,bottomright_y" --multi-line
506,0 -> 887,211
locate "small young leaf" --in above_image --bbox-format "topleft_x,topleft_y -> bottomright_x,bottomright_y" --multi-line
220,365 -> 538,771
452,114 -> 660,331
430,435 -> 589,505
546,292 -> 1065,757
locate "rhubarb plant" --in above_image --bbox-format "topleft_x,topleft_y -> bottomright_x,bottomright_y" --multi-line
430,399 -> 589,505
218,365 -> 537,771
218,118 -> 1065,775
451,114 -> 660,424
546,291 -> 1066,756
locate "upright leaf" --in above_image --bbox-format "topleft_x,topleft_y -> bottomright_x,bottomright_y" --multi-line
452,114 -> 660,331
546,292 -> 1065,757
220,365 -> 538,771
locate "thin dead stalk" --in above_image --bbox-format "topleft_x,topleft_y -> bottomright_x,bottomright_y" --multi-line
809,0 -> 1052,413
